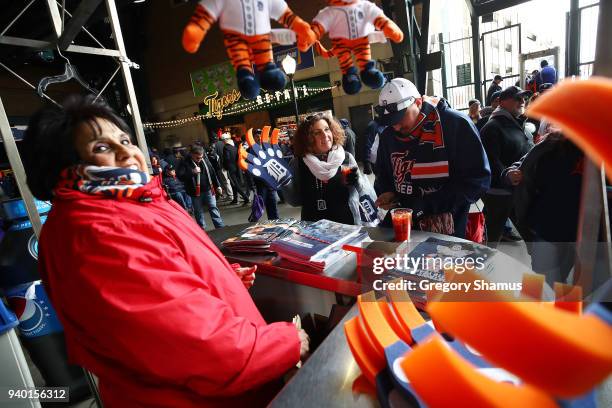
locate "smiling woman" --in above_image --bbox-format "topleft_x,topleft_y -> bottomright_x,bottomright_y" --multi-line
19,95 -> 308,407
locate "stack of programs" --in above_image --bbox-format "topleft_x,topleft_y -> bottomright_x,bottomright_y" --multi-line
271,219 -> 368,272
221,219 -> 297,254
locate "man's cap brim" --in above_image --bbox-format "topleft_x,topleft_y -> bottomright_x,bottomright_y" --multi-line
375,108 -> 406,126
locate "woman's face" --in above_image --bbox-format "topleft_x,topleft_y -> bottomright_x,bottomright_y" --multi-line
74,118 -> 147,171
310,119 -> 333,154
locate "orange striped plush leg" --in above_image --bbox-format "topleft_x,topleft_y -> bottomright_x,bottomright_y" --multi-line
223,32 -> 254,73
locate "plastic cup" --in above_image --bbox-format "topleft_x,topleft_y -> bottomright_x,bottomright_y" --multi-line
391,208 -> 413,241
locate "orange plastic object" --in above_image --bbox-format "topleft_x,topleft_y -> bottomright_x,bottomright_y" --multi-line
245,128 -> 256,146
352,374 -> 377,396
427,270 -> 612,397
386,287 -> 427,340
260,125 -> 270,143
554,282 -> 583,314
527,77 -> 612,177
344,316 -> 385,385
270,127 -> 280,145
401,336 -> 558,408
378,299 -> 413,344
357,293 -> 401,356
357,315 -> 384,363
521,273 -> 545,300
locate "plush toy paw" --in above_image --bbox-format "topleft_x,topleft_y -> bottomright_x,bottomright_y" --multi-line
182,23 -> 205,53
237,68 -> 260,100
342,66 -> 362,95
258,63 -> 287,91
293,19 -> 317,52
383,21 -> 405,43
360,60 -> 385,89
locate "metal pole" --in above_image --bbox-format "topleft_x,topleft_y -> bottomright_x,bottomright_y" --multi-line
567,0 -> 581,76
471,13 -> 483,102
104,0 -> 151,171
575,0 -> 612,296
290,75 -> 300,126
439,33 -> 448,100
0,96 -> 43,238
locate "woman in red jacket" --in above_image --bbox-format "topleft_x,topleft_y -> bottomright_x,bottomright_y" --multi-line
21,95 -> 308,407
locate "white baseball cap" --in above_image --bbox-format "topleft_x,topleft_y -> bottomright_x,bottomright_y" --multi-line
375,78 -> 421,126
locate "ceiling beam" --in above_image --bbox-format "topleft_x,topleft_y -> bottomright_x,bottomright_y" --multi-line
0,35 -> 121,57
473,0 -> 532,16
58,0 -> 104,50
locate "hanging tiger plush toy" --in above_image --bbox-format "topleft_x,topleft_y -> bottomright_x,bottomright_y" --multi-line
183,0 -> 316,100
307,0 -> 404,95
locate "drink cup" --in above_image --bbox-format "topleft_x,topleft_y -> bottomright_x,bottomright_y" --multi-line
391,208 -> 412,241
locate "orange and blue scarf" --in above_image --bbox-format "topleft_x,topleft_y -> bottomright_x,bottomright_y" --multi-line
57,165 -> 152,201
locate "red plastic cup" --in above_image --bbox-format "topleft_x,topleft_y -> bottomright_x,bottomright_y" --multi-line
391,208 -> 413,241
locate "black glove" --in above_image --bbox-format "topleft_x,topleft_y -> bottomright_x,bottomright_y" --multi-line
363,161 -> 373,175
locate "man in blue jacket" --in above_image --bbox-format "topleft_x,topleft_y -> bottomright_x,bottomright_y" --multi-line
374,78 -> 491,238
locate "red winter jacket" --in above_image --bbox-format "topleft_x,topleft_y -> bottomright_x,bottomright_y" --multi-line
38,176 -> 300,407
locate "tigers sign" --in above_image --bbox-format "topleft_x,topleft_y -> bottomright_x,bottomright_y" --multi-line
203,89 -> 242,120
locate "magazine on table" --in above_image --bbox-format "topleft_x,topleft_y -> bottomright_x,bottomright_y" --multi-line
270,219 -> 363,262
383,237 -> 496,285
222,218 -> 297,253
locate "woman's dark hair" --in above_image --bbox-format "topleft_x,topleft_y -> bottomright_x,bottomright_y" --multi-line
293,113 -> 345,158
22,94 -> 131,200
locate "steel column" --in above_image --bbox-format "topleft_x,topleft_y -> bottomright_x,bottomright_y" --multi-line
575,0 -> 611,295
104,0 -> 151,170
0,96 -> 43,238
471,12 -> 483,102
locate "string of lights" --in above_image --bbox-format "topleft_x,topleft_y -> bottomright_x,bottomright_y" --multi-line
143,84 -> 338,130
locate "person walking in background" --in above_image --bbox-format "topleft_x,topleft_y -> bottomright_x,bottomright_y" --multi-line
363,119 -> 386,176
468,99 -> 481,125
213,132 -> 232,199
486,74 -> 503,106
477,90 -> 501,131
480,85 -> 534,245
537,60 -> 557,89
163,165 -> 192,212
177,145 -> 225,229
339,118 -> 356,157
223,134 -> 250,205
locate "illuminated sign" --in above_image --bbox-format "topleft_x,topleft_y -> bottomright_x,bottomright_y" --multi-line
203,89 -> 242,120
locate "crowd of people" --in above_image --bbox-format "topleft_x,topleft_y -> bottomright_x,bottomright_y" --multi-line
18,57 -> 587,405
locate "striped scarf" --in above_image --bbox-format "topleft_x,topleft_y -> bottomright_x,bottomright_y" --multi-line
56,165 -> 152,201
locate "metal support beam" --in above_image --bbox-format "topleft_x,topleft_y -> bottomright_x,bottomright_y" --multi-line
471,13 -> 483,102
438,33 -> 448,100
567,0 -> 581,76
0,97 -> 43,238
575,0 -> 612,296
382,0 -> 411,77
45,0 -> 63,39
0,35 -> 121,57
105,0 -> 151,170
58,0 -> 103,50
415,0 -> 430,94
474,0 -> 531,16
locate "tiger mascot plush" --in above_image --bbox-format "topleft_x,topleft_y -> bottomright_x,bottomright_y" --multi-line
183,0 -> 316,100
307,0 -> 404,95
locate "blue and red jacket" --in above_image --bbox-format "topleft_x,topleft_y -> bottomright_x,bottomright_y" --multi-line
375,98 -> 491,237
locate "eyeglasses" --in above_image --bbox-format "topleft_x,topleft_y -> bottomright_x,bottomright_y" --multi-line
374,96 -> 416,117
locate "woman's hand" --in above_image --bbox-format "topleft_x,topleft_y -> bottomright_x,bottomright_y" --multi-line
375,192 -> 399,210
230,263 -> 256,289
506,169 -> 523,186
296,327 -> 310,359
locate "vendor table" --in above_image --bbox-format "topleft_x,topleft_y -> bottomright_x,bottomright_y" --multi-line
207,224 -> 549,408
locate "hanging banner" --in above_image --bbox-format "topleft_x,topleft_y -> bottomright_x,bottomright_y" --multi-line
273,45 -> 315,71
189,62 -> 237,97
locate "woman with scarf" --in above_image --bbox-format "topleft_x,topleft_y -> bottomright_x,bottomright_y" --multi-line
21,95 -> 308,407
281,113 -> 366,225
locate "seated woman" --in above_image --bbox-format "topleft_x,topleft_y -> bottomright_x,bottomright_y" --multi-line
281,113 -> 366,225
21,95 -> 308,407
